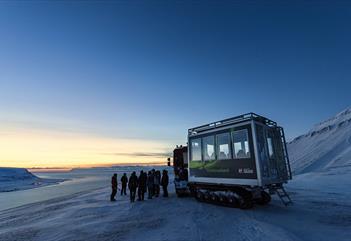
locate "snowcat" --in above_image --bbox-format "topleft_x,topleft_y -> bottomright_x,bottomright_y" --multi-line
172,113 -> 292,209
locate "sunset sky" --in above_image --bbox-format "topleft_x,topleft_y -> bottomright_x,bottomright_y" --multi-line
1,1 -> 350,168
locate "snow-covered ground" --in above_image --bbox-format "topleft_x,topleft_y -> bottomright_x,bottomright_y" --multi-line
1,108 -> 351,241
0,168 -> 350,241
0,168 -> 63,192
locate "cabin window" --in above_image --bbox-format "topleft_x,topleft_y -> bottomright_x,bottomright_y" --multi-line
256,124 -> 269,178
190,138 -> 202,161
232,129 -> 251,159
202,135 -> 215,161
266,130 -> 278,178
216,132 -> 231,160
267,137 -> 274,158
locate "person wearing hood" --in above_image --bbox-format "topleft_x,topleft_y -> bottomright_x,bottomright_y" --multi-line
128,172 -> 138,202
110,173 -> 117,201
137,170 -> 147,201
154,170 -> 161,197
147,171 -> 154,199
120,173 -> 128,196
161,170 -> 169,197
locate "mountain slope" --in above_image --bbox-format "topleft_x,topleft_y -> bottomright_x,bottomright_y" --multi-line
288,107 -> 351,174
0,167 -> 62,192
0,168 -> 38,181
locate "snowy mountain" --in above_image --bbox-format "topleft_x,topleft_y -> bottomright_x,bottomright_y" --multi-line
288,107 -> 351,174
0,167 -> 38,182
0,167 -> 62,192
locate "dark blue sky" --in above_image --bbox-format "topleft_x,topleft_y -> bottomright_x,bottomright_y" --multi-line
1,1 -> 350,143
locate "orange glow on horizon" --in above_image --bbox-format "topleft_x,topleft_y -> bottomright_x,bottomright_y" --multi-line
0,126 -> 173,169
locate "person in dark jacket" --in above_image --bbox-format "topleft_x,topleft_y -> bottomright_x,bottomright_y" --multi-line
120,173 -> 128,196
128,172 -> 138,202
110,173 -> 117,201
147,171 -> 154,199
154,170 -> 161,197
151,169 -> 156,196
137,170 -> 147,201
143,171 -> 148,195
161,170 -> 169,197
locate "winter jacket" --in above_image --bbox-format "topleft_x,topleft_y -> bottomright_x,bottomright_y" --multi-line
111,176 -> 117,189
161,173 -> 169,186
147,174 -> 154,188
128,174 -> 138,190
154,172 -> 161,185
138,173 -> 147,188
121,175 -> 128,186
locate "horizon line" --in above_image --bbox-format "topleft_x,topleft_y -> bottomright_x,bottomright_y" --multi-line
2,161 -> 170,172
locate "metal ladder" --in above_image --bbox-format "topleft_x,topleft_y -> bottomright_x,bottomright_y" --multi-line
275,186 -> 293,206
278,127 -> 292,180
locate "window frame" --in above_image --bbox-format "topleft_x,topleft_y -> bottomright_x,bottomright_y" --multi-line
267,136 -> 274,159
190,138 -> 202,162
215,131 -> 232,160
232,128 -> 251,159
202,134 -> 216,161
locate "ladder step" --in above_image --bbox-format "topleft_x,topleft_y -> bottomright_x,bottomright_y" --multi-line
274,186 -> 293,206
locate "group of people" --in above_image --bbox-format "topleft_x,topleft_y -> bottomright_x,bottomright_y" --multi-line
110,169 -> 169,203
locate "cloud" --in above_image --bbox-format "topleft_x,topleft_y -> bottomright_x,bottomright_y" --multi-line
106,151 -> 172,158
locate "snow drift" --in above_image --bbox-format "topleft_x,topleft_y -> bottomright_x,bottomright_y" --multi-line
0,167 -> 62,192
288,107 -> 351,174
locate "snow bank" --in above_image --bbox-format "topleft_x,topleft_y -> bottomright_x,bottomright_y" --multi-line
288,107 -> 351,174
0,167 -> 63,192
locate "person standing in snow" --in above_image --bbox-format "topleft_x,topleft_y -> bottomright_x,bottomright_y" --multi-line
147,171 -> 154,199
161,170 -> 169,197
143,171 -> 148,196
110,173 -> 118,201
128,171 -> 138,202
154,170 -> 161,197
151,169 -> 156,196
120,173 -> 128,196
137,170 -> 147,201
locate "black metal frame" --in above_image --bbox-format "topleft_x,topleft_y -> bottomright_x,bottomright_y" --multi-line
278,127 -> 292,180
188,112 -> 277,136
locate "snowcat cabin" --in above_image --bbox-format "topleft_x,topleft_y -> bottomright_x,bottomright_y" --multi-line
173,145 -> 189,196
189,124 -> 257,182
188,113 -> 291,207
173,146 -> 188,181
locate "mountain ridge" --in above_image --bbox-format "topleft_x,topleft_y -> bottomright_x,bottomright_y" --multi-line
288,107 -> 351,174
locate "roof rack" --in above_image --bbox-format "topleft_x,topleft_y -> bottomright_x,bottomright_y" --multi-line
188,112 -> 277,135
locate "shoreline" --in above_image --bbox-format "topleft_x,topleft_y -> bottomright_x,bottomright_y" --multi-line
0,178 -> 66,193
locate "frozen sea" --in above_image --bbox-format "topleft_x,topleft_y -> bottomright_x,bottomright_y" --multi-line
0,166 -> 164,211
